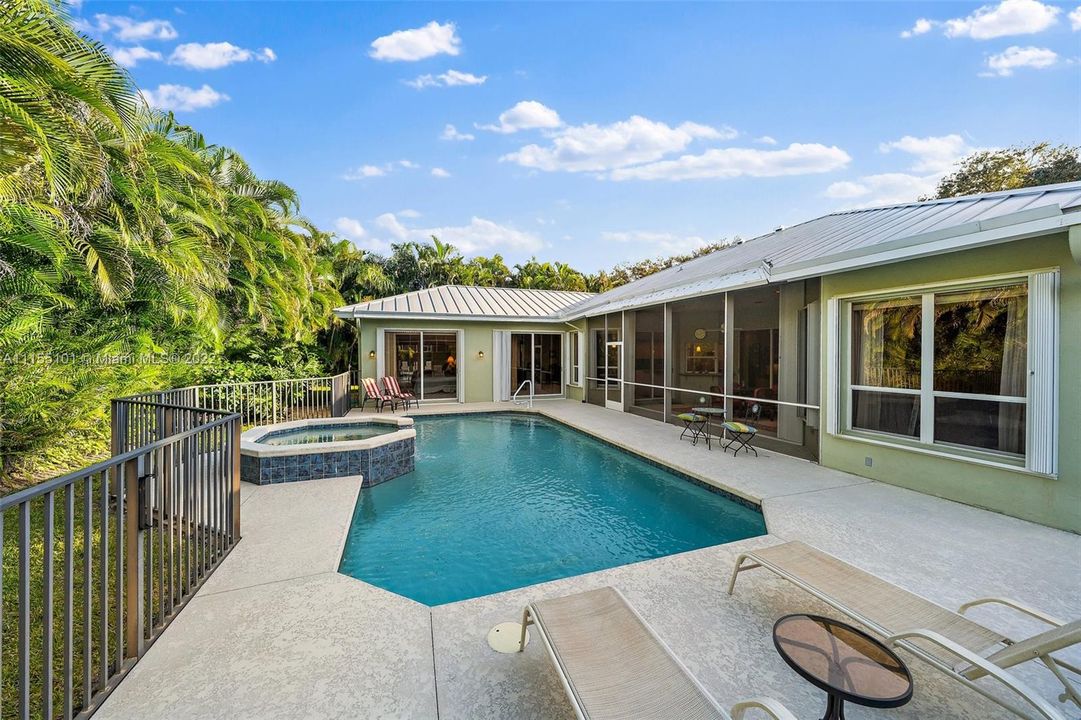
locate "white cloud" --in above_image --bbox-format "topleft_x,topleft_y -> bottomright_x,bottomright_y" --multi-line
602,230 -> 714,256
342,165 -> 386,180
502,115 -> 735,173
375,212 -> 410,240
406,69 -> 487,89
369,21 -> 460,62
754,135 -> 778,145
825,173 -> 938,207
169,42 -> 277,70
398,209 -> 422,218
901,18 -> 936,38
110,46 -> 162,68
430,167 -> 451,178
826,132 -> 984,207
334,217 -> 366,239
441,124 -> 475,141
609,143 -> 851,182
140,84 -> 229,111
984,45 -> 1059,75
341,160 -> 418,180
424,217 -> 543,254
368,213 -> 543,254
942,0 -> 1060,39
878,134 -> 972,173
478,100 -> 562,134
93,14 -> 177,42
336,217 -> 392,253
1071,6 -> 1081,29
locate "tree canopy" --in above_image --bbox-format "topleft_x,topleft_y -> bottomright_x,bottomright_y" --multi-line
931,142 -> 1081,200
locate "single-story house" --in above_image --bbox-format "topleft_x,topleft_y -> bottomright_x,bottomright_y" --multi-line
335,181 -> 1081,533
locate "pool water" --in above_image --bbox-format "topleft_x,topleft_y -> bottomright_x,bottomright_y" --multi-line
338,414 -> 765,605
258,423 -> 395,446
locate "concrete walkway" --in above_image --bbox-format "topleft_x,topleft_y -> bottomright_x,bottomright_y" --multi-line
96,401 -> 1081,720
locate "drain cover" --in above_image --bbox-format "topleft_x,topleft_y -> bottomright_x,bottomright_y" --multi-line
487,622 -> 529,653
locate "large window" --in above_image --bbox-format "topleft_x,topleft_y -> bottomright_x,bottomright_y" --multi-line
384,330 -> 459,402
844,280 -> 1029,459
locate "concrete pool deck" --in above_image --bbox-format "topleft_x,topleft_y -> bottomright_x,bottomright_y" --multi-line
96,400 -> 1081,720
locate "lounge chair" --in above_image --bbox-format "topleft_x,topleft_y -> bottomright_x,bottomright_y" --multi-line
381,375 -> 419,409
518,586 -> 797,720
360,377 -> 397,412
728,541 -> 1081,720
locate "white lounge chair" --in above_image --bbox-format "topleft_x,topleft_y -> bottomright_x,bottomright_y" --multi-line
728,541 -> 1081,720
518,586 -> 797,720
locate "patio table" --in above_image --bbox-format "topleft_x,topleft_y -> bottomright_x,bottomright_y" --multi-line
691,407 -> 726,450
773,614 -> 912,720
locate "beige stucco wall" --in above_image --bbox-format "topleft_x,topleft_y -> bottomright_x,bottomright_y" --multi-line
355,319 -> 581,403
819,232 -> 1080,533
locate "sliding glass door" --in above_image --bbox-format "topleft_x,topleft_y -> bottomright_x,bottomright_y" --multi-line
384,330 -> 459,402
509,333 -> 563,397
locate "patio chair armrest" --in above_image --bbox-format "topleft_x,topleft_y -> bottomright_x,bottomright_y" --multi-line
730,697 -> 799,720
886,628 -> 1067,720
959,596 -> 1067,628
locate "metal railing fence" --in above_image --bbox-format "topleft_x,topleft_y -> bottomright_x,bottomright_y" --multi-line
0,399 -> 241,720
136,371 -> 351,429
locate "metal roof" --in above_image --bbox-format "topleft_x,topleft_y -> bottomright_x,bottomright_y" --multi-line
335,285 -> 594,321
563,181 -> 1081,318
333,182 -> 1081,324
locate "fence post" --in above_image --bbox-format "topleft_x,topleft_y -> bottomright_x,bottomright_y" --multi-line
272,383 -> 279,425
110,399 -> 121,457
231,417 -> 241,539
124,458 -> 144,658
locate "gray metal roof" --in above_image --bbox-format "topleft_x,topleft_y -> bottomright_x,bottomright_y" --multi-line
564,181 -> 1081,318
335,285 -> 594,321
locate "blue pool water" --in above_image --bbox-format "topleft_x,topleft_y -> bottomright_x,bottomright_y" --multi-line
258,423 -> 394,445
338,414 -> 765,605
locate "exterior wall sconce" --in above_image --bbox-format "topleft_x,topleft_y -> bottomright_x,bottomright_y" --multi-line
368,350 -> 376,359
477,350 -> 485,359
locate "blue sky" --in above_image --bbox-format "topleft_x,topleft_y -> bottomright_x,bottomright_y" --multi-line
75,1 -> 1081,272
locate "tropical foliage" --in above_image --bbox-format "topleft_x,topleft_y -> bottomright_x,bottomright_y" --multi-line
0,0 -> 339,483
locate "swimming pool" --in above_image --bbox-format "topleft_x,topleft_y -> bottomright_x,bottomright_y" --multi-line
338,414 -> 766,605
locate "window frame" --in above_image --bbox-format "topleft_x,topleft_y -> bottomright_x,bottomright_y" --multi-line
568,331 -> 582,387
832,270 -> 1058,474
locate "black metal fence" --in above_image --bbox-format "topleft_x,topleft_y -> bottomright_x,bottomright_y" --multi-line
0,398 -> 241,719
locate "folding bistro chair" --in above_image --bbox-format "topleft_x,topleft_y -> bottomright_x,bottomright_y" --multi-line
721,421 -> 757,456
678,412 -> 709,448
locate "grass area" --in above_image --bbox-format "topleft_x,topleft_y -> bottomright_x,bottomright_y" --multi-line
1,470 -> 231,719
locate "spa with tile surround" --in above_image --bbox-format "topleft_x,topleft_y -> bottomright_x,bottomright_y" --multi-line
240,416 -> 415,486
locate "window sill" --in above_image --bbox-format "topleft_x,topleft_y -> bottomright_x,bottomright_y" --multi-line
827,431 -> 1056,480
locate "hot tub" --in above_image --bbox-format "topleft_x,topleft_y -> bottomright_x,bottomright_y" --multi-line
240,416 -> 415,487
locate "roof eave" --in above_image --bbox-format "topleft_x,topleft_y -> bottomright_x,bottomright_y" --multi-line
333,310 -> 567,324
770,210 -> 1080,283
